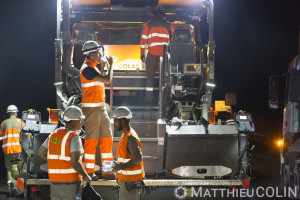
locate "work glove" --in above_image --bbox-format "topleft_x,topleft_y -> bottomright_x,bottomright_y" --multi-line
112,163 -> 122,172
141,54 -> 146,62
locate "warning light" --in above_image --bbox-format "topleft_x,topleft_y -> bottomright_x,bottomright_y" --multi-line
277,140 -> 283,147
31,187 -> 36,193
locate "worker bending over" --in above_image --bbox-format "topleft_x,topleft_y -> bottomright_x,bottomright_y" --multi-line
0,105 -> 22,196
112,107 -> 144,200
80,40 -> 114,180
38,106 -> 92,200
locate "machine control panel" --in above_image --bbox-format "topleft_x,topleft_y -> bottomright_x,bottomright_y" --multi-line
234,111 -> 255,133
183,64 -> 202,74
21,110 -> 42,132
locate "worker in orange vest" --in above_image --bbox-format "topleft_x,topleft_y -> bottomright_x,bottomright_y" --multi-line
38,106 -> 92,199
80,40 -> 114,180
112,106 -> 144,200
0,105 -> 22,196
140,7 -> 175,103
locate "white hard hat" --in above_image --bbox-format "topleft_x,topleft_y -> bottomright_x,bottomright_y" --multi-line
112,106 -> 132,119
7,105 -> 18,113
63,106 -> 85,122
82,40 -> 103,55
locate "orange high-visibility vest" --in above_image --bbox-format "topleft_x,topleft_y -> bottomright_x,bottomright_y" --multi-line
0,118 -> 22,154
80,59 -> 105,108
140,19 -> 175,56
117,129 -> 144,182
47,128 -> 83,183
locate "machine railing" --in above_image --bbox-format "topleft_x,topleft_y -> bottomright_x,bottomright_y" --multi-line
159,45 -> 172,119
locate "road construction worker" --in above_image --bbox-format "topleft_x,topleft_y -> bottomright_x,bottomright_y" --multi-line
140,7 -> 175,103
80,40 -> 114,180
38,105 -> 92,200
112,106 -> 144,200
0,105 -> 22,196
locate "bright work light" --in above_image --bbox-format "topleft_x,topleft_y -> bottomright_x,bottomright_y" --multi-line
206,82 -> 216,87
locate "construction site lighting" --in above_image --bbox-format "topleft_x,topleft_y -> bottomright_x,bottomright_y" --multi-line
54,82 -> 63,86
277,140 -> 283,147
206,82 -> 216,87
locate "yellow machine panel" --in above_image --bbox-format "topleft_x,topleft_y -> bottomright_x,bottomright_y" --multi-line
104,45 -> 144,71
215,100 -> 231,112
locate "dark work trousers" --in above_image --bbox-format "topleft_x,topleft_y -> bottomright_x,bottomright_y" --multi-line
119,181 -> 141,200
145,53 -> 160,102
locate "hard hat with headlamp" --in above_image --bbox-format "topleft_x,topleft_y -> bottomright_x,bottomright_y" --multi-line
112,106 -> 132,119
63,105 -> 85,122
7,105 -> 18,113
82,40 -> 103,56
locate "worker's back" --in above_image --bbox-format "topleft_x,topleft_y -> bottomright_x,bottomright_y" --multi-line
143,16 -> 173,56
2,118 -> 21,131
1,117 -> 22,154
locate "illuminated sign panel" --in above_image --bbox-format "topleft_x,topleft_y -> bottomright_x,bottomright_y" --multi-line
114,59 -> 143,71
104,45 -> 144,71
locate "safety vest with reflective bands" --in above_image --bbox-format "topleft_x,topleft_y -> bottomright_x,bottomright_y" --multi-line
80,59 -> 105,108
117,129 -> 144,182
140,17 -> 175,56
47,128 -> 83,183
0,117 -> 22,154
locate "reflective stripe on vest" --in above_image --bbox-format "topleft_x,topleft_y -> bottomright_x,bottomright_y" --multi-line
47,154 -> 83,161
81,82 -> 104,88
2,134 -> 20,140
2,142 -> 21,148
118,168 -> 144,175
48,169 -> 77,174
80,61 -> 106,107
148,33 -> 169,39
149,42 -> 169,47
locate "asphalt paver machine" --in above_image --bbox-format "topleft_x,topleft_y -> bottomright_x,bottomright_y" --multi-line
25,0 -> 255,199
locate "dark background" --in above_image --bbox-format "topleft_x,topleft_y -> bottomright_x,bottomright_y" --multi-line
0,0 -> 299,186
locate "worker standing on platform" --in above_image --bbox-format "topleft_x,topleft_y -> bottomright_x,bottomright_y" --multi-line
112,106 -> 144,200
38,106 -> 92,200
140,7 -> 175,103
80,40 -> 114,180
0,105 -> 22,196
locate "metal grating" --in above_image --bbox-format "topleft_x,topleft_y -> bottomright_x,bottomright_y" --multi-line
39,124 -> 57,134
27,179 -> 242,187
166,125 -> 238,135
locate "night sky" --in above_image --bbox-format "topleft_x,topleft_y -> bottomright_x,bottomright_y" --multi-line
0,0 -> 299,139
